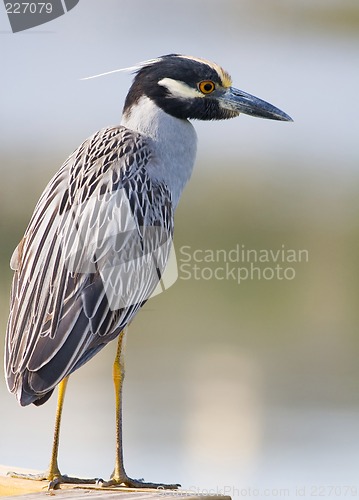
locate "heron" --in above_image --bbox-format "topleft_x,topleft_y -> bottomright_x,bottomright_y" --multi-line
5,54 -> 292,489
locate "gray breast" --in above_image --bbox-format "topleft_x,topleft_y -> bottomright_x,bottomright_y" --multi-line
121,95 -> 198,208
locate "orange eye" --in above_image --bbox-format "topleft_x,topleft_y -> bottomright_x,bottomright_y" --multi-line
198,80 -> 216,94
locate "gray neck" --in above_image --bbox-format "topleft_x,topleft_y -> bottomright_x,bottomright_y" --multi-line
121,96 -> 197,208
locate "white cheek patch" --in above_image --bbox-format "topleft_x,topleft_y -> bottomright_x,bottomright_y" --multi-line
158,77 -> 205,99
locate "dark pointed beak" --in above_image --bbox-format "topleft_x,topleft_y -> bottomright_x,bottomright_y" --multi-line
220,87 -> 293,121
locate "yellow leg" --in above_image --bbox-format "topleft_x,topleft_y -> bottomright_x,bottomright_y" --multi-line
46,376 -> 69,480
9,376 -> 98,489
112,329 -> 126,482
7,380 -> 68,485
101,329 -> 180,489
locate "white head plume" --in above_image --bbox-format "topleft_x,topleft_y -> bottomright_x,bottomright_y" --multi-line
80,57 -> 163,81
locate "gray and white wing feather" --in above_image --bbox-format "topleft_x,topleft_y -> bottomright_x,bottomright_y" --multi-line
5,126 -> 173,406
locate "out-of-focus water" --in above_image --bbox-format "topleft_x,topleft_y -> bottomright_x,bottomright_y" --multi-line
1,2 -> 359,499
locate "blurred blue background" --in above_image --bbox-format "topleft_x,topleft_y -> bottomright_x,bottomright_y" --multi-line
1,1 -> 359,498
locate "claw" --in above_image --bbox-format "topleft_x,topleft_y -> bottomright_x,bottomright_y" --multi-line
99,475 -> 180,490
48,477 -> 61,491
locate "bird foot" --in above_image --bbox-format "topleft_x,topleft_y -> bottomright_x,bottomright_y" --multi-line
7,471 -> 101,490
99,474 -> 180,490
47,475 -> 101,490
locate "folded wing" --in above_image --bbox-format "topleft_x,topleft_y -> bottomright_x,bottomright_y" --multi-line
5,126 -> 173,406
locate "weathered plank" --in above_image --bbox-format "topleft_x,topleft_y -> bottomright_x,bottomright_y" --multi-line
0,466 -> 231,500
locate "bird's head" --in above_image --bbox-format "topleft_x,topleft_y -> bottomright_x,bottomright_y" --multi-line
123,54 -> 292,122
